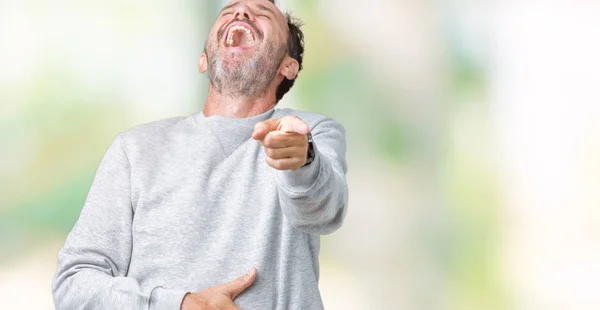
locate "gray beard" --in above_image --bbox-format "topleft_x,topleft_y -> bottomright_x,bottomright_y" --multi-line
206,42 -> 286,99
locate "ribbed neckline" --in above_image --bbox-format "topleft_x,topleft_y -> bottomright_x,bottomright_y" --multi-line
192,108 -> 276,157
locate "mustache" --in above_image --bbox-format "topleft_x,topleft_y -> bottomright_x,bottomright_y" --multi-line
217,18 -> 264,42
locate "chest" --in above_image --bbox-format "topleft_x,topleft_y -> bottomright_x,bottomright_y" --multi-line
130,137 -> 280,233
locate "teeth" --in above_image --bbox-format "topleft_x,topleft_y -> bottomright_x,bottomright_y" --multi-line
226,25 -> 255,47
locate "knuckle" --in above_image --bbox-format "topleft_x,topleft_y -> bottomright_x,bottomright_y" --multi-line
274,160 -> 285,170
264,134 -> 274,146
273,161 -> 282,169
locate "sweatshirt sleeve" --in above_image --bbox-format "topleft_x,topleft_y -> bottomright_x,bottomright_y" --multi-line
275,118 -> 349,235
51,134 -> 188,310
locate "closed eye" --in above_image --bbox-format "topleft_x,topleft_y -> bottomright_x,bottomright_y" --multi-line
255,3 -> 275,20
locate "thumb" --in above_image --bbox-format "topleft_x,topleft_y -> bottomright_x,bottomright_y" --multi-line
252,119 -> 281,140
221,268 -> 257,300
280,116 -> 310,135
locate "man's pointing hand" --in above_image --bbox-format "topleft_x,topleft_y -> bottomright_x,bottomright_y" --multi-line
252,116 -> 311,171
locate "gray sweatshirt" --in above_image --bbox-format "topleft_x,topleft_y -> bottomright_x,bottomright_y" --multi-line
51,107 -> 348,310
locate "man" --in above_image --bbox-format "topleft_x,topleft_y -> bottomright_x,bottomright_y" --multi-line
52,0 -> 348,309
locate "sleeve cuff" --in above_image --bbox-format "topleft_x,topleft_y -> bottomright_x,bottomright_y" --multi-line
276,149 -> 321,192
148,286 -> 189,310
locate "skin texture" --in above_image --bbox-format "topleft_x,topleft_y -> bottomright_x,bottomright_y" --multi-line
198,0 -> 299,118
203,6 -> 287,100
183,1 -> 309,309
197,0 -> 309,171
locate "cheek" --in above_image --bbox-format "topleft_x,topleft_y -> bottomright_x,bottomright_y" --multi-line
256,20 -> 275,39
261,28 -> 286,47
272,27 -> 288,46
212,20 -> 228,38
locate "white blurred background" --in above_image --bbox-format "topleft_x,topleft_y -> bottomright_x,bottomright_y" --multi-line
1,0 -> 599,309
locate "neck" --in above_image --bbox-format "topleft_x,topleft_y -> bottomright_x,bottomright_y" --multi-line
203,85 -> 277,118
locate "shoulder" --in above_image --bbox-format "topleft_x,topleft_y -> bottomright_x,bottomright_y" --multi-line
116,115 -> 189,151
273,108 -> 345,133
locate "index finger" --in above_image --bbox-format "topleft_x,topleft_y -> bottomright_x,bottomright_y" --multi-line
252,119 -> 281,140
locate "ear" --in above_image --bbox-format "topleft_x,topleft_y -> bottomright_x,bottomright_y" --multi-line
198,53 -> 208,74
279,56 -> 299,80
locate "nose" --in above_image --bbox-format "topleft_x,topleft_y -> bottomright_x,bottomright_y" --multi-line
233,5 -> 254,21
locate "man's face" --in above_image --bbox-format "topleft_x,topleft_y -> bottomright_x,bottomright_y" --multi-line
204,0 -> 289,99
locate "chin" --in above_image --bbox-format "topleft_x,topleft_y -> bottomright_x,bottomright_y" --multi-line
219,54 -> 245,67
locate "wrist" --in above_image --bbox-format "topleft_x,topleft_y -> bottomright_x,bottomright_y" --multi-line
302,132 -> 315,167
276,150 -> 320,192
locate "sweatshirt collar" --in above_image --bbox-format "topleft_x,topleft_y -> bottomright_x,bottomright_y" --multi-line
193,108 -> 275,157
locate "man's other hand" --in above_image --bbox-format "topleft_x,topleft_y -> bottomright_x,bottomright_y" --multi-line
180,268 -> 257,310
252,116 -> 310,171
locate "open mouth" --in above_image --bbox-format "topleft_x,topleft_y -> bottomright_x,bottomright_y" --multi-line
224,24 -> 256,48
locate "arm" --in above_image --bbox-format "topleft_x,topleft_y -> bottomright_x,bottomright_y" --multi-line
253,117 -> 349,235
275,118 -> 348,234
51,134 -> 188,310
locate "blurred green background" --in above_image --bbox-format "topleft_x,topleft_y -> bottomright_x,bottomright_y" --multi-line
2,0 -> 600,309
